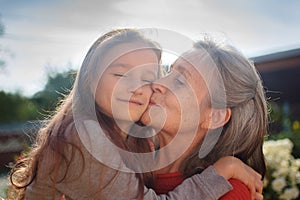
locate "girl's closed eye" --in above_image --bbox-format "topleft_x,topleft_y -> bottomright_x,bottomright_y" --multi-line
141,72 -> 157,83
142,77 -> 156,83
113,73 -> 127,77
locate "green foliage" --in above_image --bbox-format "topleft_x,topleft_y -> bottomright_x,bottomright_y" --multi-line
0,91 -> 38,122
32,69 -> 77,113
268,102 -> 300,158
0,69 -> 77,122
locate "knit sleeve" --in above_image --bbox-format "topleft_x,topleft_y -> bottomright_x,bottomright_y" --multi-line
143,166 -> 233,200
219,179 -> 251,200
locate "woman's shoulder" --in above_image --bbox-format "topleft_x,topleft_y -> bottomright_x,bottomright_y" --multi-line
219,178 -> 251,200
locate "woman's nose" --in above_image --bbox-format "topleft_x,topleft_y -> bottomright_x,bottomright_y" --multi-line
151,80 -> 167,94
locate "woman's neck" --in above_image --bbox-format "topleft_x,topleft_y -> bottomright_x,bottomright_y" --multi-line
155,128 -> 205,174
154,131 -> 192,174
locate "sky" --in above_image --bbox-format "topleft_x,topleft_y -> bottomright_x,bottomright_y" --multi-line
0,0 -> 300,96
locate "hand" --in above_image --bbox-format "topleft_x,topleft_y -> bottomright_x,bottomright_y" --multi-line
213,156 -> 263,200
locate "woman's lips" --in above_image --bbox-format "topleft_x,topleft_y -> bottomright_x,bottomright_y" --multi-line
149,99 -> 156,106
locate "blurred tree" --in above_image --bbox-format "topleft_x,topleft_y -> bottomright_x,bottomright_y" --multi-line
268,102 -> 300,158
32,69 -> 77,115
0,69 -> 77,122
0,91 -> 38,122
0,15 -> 6,69
0,16 -> 3,35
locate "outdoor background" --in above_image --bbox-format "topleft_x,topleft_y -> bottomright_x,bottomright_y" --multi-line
0,0 -> 300,199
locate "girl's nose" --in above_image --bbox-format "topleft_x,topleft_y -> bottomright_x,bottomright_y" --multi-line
127,78 -> 152,95
127,80 -> 142,94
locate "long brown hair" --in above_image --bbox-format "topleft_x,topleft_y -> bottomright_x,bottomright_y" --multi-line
179,38 -> 267,179
9,28 -> 161,200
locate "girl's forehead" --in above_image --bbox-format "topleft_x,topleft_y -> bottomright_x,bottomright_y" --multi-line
105,42 -> 153,57
100,42 -> 158,66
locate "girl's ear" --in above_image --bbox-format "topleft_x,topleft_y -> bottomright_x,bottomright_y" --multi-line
201,108 -> 231,129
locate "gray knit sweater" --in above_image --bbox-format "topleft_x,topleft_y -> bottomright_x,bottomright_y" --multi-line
25,120 -> 232,200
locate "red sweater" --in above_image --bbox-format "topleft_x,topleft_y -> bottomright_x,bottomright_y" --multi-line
153,172 -> 251,199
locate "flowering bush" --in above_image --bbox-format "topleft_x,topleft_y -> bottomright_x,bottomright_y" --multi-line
263,138 -> 300,199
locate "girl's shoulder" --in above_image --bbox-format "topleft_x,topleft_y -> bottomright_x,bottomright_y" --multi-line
69,119 -> 133,172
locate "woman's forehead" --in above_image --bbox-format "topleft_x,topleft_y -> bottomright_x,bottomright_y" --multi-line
172,51 -> 220,92
172,55 -> 205,75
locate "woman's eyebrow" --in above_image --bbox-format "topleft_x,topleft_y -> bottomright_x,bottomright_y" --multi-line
176,65 -> 192,78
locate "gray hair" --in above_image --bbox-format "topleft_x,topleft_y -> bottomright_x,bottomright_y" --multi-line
181,38 -> 267,178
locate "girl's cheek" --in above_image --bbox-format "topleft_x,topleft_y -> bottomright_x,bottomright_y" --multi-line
142,84 -> 153,94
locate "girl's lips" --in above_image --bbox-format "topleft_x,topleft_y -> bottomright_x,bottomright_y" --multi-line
118,98 -> 142,105
129,100 -> 142,105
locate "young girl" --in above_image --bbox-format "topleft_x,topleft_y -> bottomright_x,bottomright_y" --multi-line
8,28 -> 262,200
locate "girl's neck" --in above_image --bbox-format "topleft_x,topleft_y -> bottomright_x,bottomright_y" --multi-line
115,119 -> 135,140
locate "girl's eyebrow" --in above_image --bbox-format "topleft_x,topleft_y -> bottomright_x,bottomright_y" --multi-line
108,63 -> 132,68
108,63 -> 158,76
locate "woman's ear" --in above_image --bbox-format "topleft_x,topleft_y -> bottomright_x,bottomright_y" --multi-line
201,108 -> 231,129
210,108 -> 231,129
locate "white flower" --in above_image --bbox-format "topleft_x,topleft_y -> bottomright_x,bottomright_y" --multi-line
280,187 -> 300,200
272,176 -> 286,192
296,171 -> 300,184
264,139 -> 300,199
294,159 -> 300,168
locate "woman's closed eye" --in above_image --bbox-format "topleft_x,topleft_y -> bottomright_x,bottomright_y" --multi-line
174,74 -> 186,86
142,79 -> 154,83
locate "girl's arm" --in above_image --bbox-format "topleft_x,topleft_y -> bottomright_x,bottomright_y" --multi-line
213,156 -> 263,200
143,165 -> 232,200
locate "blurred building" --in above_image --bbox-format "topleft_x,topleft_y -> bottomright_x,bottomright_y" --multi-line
0,121 -> 40,171
252,48 -> 300,119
